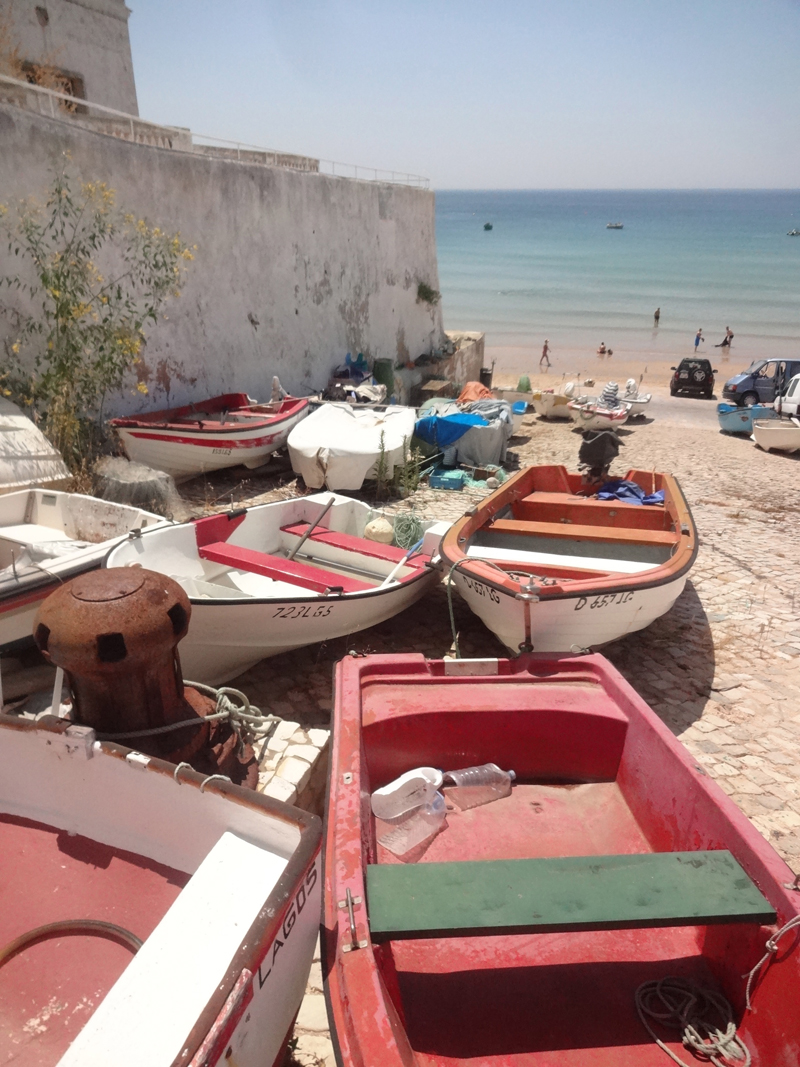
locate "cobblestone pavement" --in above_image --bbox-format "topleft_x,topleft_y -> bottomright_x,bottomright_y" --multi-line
186,408 -> 800,1066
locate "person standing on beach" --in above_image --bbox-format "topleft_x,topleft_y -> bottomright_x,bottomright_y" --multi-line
654,307 -> 660,327
540,339 -> 551,368
694,329 -> 704,352
714,326 -> 734,348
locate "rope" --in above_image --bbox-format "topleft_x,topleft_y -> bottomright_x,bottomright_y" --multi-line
0,920 -> 142,969
743,913 -> 800,1012
635,977 -> 751,1067
96,683 -> 281,754
393,512 -> 424,550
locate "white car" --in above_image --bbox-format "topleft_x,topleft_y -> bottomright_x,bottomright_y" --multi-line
776,373 -> 800,417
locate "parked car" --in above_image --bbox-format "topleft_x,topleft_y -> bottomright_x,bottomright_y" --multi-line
722,358 -> 800,407
669,358 -> 717,398
775,373 -> 800,417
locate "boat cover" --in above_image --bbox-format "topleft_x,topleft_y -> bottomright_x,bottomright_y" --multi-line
414,412 -> 488,448
287,403 -> 417,490
0,398 -> 69,494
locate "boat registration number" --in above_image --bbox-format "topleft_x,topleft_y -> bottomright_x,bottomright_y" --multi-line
273,604 -> 333,619
211,447 -> 232,455
574,591 -> 634,611
462,575 -> 501,603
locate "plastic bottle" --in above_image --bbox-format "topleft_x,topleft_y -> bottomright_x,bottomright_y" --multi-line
443,763 -> 516,811
371,767 -> 443,820
378,791 -> 447,856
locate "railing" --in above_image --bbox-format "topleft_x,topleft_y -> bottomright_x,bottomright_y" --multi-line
0,73 -> 429,188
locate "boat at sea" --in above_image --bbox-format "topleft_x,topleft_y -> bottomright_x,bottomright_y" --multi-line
606,222 -> 624,229
438,464 -> 696,653
105,492 -> 448,684
109,392 -> 309,481
752,417 -> 800,453
787,229 -> 800,236
323,651 -> 800,1067
287,403 -> 416,492
0,707 -> 321,1066
717,401 -> 777,435
0,489 -> 168,651
0,397 -> 70,495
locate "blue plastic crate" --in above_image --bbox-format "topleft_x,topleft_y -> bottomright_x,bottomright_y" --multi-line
429,467 -> 468,491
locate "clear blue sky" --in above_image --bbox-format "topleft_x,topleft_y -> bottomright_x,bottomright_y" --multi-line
129,0 -> 800,189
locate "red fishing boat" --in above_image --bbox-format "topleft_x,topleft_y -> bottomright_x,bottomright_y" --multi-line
323,653 -> 800,1066
110,393 -> 309,480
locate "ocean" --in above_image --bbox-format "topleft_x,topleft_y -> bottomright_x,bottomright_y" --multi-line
435,190 -> 800,371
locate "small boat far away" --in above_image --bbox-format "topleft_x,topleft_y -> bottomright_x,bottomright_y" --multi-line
483,222 -> 493,230
110,392 -> 309,481
439,464 -> 696,653
323,651 -> 800,1067
606,222 -> 624,229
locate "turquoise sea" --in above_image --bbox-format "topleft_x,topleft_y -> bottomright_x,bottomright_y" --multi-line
435,190 -> 800,368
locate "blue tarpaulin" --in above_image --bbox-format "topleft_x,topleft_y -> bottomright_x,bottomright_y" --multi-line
414,412 -> 488,447
596,480 -> 665,506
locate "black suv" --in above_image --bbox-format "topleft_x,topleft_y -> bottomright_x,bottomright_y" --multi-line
670,358 -> 717,399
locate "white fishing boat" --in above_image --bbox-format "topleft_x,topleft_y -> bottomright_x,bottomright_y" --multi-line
567,399 -> 630,431
752,417 -> 800,453
440,464 -> 696,654
0,397 -> 70,495
0,711 -> 321,1067
105,493 -> 448,684
531,389 -> 571,419
110,392 -> 309,481
0,490 -> 168,650
287,403 -> 416,491
622,378 -> 652,417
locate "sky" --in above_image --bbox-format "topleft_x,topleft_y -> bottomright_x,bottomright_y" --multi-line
129,0 -> 800,190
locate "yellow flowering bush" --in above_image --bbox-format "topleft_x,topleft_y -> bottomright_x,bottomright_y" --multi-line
0,165 -> 194,468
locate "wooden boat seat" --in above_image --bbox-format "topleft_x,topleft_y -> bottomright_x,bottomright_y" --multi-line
280,522 -> 427,567
365,851 -> 775,940
198,541 -> 371,594
488,519 -> 679,546
520,491 -> 661,511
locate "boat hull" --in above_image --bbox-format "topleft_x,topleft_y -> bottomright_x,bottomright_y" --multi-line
451,567 -> 688,652
172,568 -> 439,685
567,401 -> 629,430
752,418 -> 800,453
115,403 -> 308,480
717,403 -> 776,434
531,392 -> 571,419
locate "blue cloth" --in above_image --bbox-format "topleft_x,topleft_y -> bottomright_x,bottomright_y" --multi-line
414,412 -> 488,447
596,480 -> 665,506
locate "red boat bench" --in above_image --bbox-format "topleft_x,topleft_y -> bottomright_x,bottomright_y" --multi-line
197,542 -> 371,594
365,851 -> 775,940
281,523 -> 428,567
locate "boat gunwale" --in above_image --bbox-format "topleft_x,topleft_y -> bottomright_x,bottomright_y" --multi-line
439,466 -> 698,602
110,395 -> 309,435
0,712 -> 322,1065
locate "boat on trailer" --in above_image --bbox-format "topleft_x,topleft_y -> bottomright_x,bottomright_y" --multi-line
0,712 -> 321,1067
0,489 -> 168,651
439,465 -> 696,653
323,651 -> 800,1067
105,493 -> 448,684
109,393 -> 309,481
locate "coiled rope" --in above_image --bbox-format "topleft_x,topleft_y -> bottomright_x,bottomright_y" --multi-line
96,683 -> 281,755
393,511 -> 424,550
635,977 -> 751,1067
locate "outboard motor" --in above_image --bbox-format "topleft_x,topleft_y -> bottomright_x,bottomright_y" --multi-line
578,428 -> 622,485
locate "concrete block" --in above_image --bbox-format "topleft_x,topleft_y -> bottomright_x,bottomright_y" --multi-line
283,744 -> 321,766
277,756 -> 312,792
263,777 -> 298,806
272,720 -> 301,743
308,728 -> 330,749
266,736 -> 289,756
257,769 -> 275,792
295,992 -> 329,1033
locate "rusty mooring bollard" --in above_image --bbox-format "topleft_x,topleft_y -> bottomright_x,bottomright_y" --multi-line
33,568 -> 257,787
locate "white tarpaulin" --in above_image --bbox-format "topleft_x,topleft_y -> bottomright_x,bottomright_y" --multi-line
287,403 -> 416,490
0,398 -> 70,495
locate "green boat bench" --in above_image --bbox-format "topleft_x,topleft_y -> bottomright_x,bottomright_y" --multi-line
366,851 -> 776,941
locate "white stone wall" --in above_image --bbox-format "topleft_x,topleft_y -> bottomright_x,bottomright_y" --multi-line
0,0 -> 138,114
0,102 -> 445,412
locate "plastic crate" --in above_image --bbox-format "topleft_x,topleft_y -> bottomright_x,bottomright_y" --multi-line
428,468 -> 467,491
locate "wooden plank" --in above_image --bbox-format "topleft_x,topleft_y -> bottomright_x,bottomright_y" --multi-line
280,523 -> 426,567
520,492 -> 653,511
198,542 -> 370,594
489,519 -> 678,546
366,851 -> 776,940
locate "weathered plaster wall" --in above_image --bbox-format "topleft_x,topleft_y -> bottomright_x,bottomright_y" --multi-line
0,103 -> 445,414
0,0 -> 138,114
